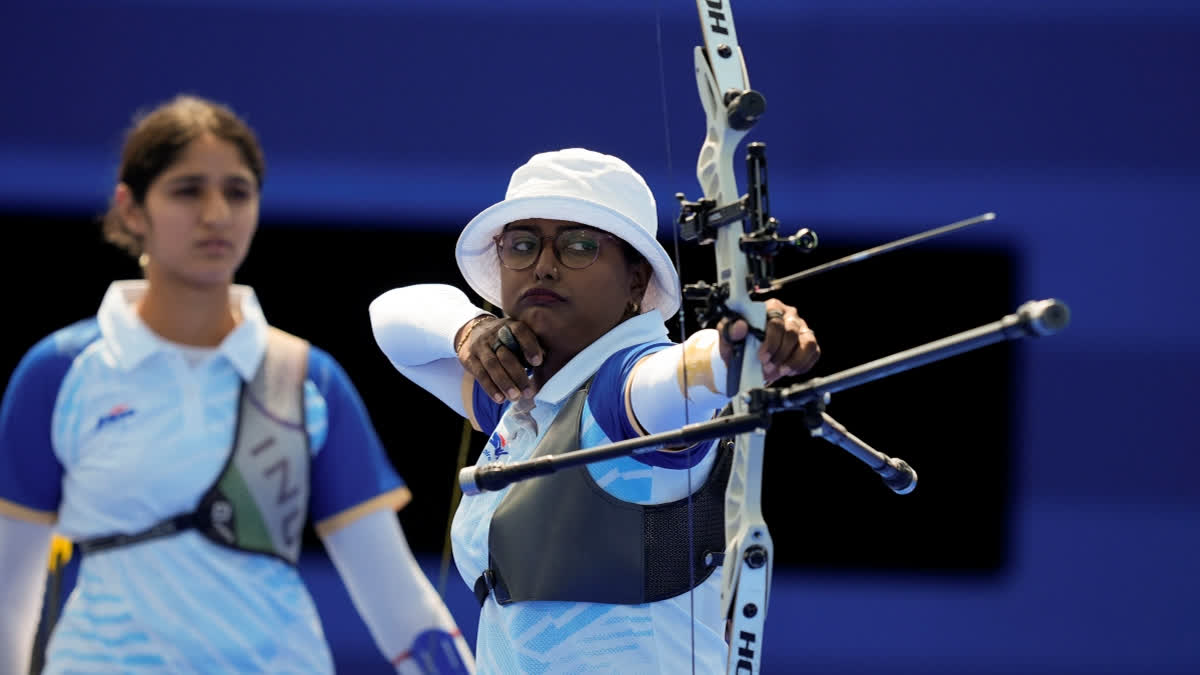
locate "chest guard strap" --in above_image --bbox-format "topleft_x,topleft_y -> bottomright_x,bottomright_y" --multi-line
77,328 -> 312,565
475,382 -> 733,606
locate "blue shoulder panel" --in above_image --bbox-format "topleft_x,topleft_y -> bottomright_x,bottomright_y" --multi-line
307,345 -> 404,522
588,340 -> 716,470
0,319 -> 100,513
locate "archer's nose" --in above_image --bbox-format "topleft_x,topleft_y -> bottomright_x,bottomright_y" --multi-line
533,239 -> 559,280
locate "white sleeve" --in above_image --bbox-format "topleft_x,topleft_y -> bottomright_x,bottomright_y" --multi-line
369,284 -> 492,418
0,514 -> 52,675
321,509 -> 475,674
628,328 -> 731,434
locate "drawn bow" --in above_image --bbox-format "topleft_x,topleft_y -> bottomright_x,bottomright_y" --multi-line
458,2 -> 1070,672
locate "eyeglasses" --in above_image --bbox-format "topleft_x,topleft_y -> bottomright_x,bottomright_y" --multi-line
493,228 -> 619,270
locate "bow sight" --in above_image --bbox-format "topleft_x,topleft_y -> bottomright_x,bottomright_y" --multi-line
677,142 -> 819,314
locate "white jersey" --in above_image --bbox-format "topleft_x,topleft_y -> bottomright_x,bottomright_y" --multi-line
451,312 -> 727,674
0,281 -> 409,673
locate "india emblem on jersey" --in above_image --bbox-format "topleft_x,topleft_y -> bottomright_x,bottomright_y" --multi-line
96,404 -> 135,430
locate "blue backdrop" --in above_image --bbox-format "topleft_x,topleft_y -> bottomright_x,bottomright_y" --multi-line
3,0 -> 1198,672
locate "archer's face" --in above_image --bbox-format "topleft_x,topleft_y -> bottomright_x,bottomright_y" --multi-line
498,218 -> 649,361
126,133 -> 259,289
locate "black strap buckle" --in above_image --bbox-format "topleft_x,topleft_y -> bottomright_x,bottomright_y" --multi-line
473,569 -> 513,607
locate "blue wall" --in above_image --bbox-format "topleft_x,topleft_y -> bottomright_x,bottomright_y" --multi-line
5,1 -> 1198,671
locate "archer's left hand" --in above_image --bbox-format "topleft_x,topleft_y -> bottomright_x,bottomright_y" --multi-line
717,298 -> 820,383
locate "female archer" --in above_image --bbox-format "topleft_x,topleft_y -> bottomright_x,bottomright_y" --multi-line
371,147 -> 819,672
0,95 -> 473,674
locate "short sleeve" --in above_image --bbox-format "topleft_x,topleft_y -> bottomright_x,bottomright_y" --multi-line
471,381 -> 507,437
0,330 -> 83,521
306,346 -> 409,534
586,341 -> 672,441
587,340 -> 716,470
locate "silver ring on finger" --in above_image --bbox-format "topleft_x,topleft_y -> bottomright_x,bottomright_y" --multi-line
492,324 -> 520,353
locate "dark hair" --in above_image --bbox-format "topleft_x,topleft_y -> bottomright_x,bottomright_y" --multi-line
101,95 -> 266,257
617,238 -> 645,267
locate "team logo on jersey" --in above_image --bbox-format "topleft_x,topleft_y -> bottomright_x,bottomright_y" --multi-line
485,432 -> 509,461
96,404 -> 135,430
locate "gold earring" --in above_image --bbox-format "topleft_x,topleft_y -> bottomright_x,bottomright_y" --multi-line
138,253 -> 150,268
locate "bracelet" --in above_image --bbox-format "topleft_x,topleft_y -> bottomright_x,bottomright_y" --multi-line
454,314 -> 495,354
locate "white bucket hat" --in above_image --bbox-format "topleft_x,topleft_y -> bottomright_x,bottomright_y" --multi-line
455,148 -> 681,320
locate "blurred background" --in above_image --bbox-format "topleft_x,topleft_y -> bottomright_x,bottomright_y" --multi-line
2,0 -> 1197,672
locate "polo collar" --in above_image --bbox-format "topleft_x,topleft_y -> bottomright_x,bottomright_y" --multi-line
96,280 -> 269,380
535,312 -> 668,405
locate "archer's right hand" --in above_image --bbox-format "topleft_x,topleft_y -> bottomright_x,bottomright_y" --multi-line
456,317 -> 544,403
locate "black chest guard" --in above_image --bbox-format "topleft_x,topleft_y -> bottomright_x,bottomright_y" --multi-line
475,382 -> 732,606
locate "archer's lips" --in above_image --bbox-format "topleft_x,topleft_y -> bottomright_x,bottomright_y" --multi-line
520,288 -> 566,305
196,239 -> 233,254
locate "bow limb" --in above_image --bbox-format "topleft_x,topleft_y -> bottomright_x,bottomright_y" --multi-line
689,1 -> 774,672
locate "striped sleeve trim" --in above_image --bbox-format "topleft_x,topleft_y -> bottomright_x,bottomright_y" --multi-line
623,354 -> 653,437
0,497 -> 57,525
461,371 -> 481,432
313,486 -> 412,538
